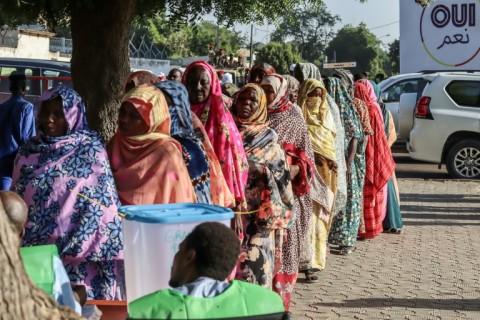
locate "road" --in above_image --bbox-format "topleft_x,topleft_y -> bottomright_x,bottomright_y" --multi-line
393,143 -> 449,180
289,146 -> 480,319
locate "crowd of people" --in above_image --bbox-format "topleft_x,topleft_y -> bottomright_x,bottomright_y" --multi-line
0,60 -> 403,315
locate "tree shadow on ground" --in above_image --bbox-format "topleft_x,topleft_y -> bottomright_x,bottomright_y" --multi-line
312,298 -> 480,311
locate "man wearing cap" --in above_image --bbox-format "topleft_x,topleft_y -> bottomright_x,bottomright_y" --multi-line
0,72 -> 35,190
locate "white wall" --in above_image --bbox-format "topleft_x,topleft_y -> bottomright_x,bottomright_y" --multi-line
0,31 -> 70,62
130,58 -> 171,75
400,0 -> 480,73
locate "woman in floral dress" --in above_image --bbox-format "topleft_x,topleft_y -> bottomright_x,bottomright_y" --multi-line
233,84 -> 294,303
11,86 -> 123,300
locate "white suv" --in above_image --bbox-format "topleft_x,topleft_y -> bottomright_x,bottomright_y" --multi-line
407,72 -> 480,179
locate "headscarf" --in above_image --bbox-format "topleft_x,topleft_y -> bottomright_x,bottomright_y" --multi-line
261,74 -> 292,114
108,85 -> 196,205
233,83 -> 268,130
233,84 -> 294,228
356,79 -> 382,113
35,85 -> 89,134
157,80 -> 211,204
12,86 -> 123,299
369,80 -> 382,104
283,75 -> 300,98
295,62 -> 322,83
325,77 -> 363,148
333,68 -> 355,95
122,85 -> 171,141
125,70 -> 159,93
298,79 -> 336,162
248,63 -> 276,83
335,71 -> 373,135
182,60 -> 248,205
221,72 -> 233,85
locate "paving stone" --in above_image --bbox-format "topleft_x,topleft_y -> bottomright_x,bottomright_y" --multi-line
290,179 -> 480,319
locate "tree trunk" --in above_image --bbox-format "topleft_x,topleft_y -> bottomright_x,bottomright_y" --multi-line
0,201 -> 82,320
70,0 -> 138,141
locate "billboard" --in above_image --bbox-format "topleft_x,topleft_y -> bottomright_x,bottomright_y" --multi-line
400,0 -> 480,73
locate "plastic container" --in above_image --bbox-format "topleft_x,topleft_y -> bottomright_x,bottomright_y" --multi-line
120,203 -> 234,303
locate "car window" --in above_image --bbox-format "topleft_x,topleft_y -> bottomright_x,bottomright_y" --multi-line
0,67 -> 37,96
42,68 -> 73,91
446,80 -> 480,108
382,78 -> 426,102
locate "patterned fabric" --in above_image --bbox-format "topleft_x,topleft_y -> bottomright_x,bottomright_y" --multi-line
233,84 -> 295,229
295,62 -> 322,83
352,98 -> 374,135
182,61 -> 248,206
248,63 -> 277,83
282,75 -> 300,97
261,75 -> 330,310
326,77 -> 365,247
125,70 -> 159,91
11,86 -> 123,300
157,81 -> 211,204
355,82 -> 396,239
108,85 -> 196,205
298,78 -> 337,162
191,113 -> 235,207
260,74 -> 293,114
234,83 -> 294,303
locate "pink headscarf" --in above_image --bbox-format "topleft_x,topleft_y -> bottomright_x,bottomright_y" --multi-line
182,60 -> 248,205
356,79 -> 382,114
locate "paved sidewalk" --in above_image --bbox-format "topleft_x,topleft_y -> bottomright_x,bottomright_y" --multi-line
290,178 -> 480,319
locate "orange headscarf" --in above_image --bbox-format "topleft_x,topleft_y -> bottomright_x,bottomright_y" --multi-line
108,85 -> 196,205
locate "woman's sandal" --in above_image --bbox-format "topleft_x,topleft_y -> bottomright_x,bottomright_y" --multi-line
338,246 -> 356,256
384,228 -> 402,234
304,269 -> 319,283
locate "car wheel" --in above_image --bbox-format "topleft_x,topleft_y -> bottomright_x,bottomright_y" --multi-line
446,140 -> 480,179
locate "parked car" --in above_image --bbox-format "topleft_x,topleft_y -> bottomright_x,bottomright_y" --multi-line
0,58 -> 72,104
379,72 -> 429,140
407,72 -> 480,179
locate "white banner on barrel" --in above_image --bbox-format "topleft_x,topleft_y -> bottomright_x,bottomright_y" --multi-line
400,0 -> 480,73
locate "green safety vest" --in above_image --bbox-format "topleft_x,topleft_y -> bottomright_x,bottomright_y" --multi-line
20,244 -> 59,296
128,280 -> 284,319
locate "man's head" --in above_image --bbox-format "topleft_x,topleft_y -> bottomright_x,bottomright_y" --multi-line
0,191 -> 28,240
169,222 -> 240,288
9,72 -> 27,96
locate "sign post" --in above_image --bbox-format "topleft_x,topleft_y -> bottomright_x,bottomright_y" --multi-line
323,62 -> 357,69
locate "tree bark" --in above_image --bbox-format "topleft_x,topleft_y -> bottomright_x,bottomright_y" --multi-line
0,201 -> 83,320
70,0 -> 138,141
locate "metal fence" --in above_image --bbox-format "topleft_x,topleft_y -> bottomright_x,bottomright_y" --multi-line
48,35 -> 168,60
49,37 -> 73,54
129,33 -> 168,60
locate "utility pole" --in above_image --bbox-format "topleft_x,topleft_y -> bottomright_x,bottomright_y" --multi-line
249,24 -> 253,68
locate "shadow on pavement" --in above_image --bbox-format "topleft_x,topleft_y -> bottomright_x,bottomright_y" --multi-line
401,205 -> 479,214
401,193 -> 480,203
313,298 -> 480,311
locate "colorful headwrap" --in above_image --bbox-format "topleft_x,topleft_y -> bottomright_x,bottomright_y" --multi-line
121,85 -> 171,141
37,85 -> 89,135
248,63 -> 277,82
233,83 -> 268,128
260,74 -> 292,113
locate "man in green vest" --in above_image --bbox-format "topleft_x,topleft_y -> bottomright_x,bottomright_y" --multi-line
128,222 -> 286,319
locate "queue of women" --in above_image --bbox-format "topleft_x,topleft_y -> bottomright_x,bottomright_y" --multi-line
8,60 -> 403,310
